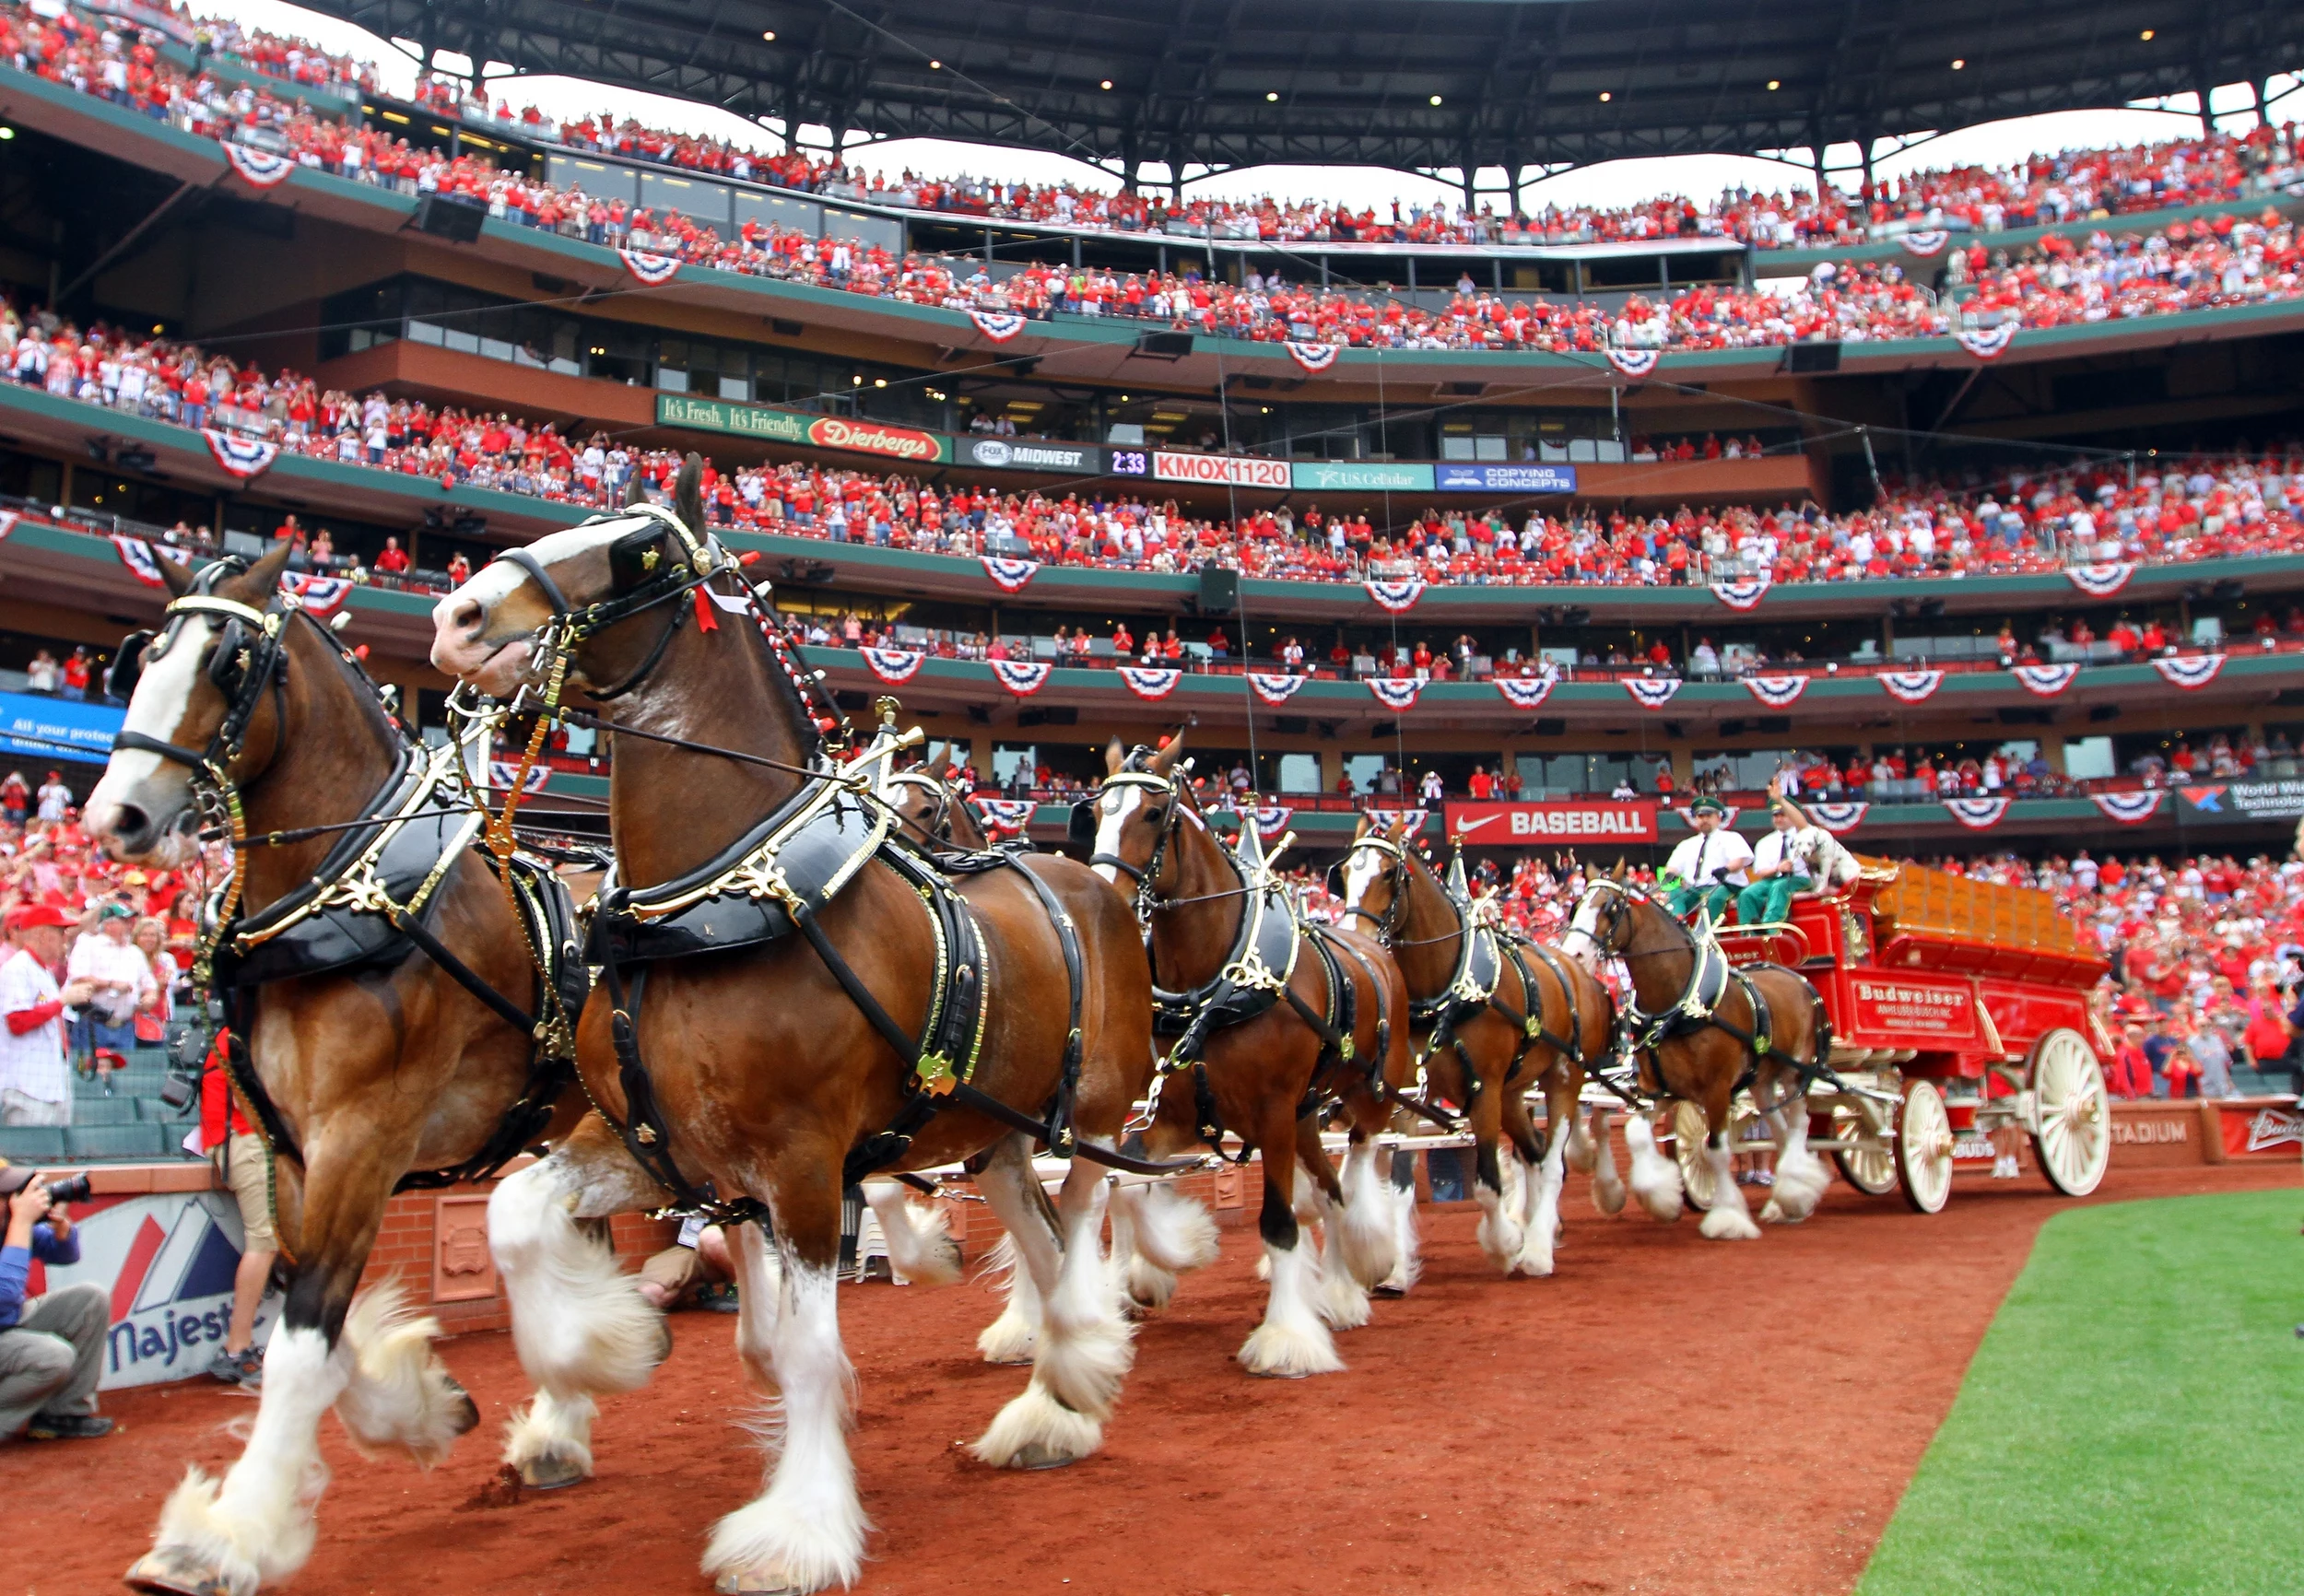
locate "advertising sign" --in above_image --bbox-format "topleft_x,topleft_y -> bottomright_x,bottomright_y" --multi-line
0,688 -> 123,764
2180,780 -> 2304,822
1444,800 -> 1658,844
33,1191 -> 277,1391
1151,452 -> 1291,488
656,396 -> 949,463
961,437 -> 1104,474
1289,461 -> 1436,493
1845,976 -> 1981,1043
1435,463 -> 1578,494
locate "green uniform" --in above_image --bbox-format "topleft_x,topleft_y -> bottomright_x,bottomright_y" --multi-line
1665,883 -> 1734,921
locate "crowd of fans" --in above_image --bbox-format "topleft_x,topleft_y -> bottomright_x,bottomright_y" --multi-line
8,4 -> 2304,358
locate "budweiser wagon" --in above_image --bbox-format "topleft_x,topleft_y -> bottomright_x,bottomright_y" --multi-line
1680,861 -> 2116,1213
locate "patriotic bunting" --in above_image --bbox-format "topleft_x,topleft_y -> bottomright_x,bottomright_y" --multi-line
981,556 -> 1040,593
203,428 -> 280,479
1364,807 -> 1429,838
2090,791 -> 2166,825
1285,340 -> 1340,374
1248,672 -> 1307,705
2151,654 -> 2226,690
284,574 -> 353,616
1901,229 -> 1952,258
988,659 -> 1052,697
0,509 -> 19,542
1710,575 -> 1772,611
617,248 -> 682,286
1117,665 -> 1181,700
1605,347 -> 1661,379
1944,795 -> 2012,830
1230,804 -> 1293,839
2013,663 -> 2079,698
1956,323 -> 2017,361
1670,804 -> 1738,830
1364,577 -> 1425,613
972,797 -> 1040,832
860,646 -> 925,684
221,141 -> 296,188
1744,675 -> 1808,707
1879,669 -> 1945,704
1367,676 -> 1423,712
112,535 -> 165,586
1624,676 -> 1682,710
1804,801 -> 1868,835
487,761 -> 552,794
2064,562 -> 2135,598
1493,675 -> 1556,709
967,309 -> 1028,343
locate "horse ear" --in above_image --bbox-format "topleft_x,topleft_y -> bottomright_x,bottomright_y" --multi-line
675,452 -> 705,534
155,550 -> 195,599
1150,726 -> 1186,774
1611,858 -> 1628,883
623,470 -> 650,509
1353,813 -> 1370,839
1387,817 -> 1406,844
1104,736 -> 1125,777
242,537 -> 295,593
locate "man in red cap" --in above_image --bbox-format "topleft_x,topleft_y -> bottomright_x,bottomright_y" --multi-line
0,906 -> 98,1127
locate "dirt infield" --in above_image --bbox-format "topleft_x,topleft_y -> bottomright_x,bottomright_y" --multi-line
22,1162 -> 2298,1596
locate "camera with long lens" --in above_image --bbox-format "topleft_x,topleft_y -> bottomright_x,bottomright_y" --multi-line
157,1009 -> 217,1112
41,1172 -> 92,1204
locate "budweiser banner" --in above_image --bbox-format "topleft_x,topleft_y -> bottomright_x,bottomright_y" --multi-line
1446,800 -> 1658,844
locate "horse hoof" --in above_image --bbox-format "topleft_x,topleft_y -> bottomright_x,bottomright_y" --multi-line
1371,1283 -> 1407,1299
1009,1441 -> 1077,1471
520,1449 -> 589,1490
123,1550 -> 229,1596
713,1575 -> 806,1595
447,1381 -> 482,1437
655,1320 -> 676,1366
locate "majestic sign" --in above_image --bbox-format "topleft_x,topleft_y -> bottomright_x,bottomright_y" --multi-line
1434,463 -> 1577,494
36,1192 -> 276,1391
1151,452 -> 1290,488
1444,800 -> 1658,844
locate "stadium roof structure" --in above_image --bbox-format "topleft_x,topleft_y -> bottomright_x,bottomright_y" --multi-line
312,0 -> 2302,193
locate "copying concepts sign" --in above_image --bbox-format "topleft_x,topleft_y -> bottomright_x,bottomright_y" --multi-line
962,438 -> 1103,474
1445,800 -> 1657,843
657,396 -> 949,463
1152,452 -> 1291,488
1435,464 -> 1578,494
34,1191 -> 277,1391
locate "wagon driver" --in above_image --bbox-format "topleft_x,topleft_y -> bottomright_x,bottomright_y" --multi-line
1660,795 -> 1751,921
1737,783 -> 1862,927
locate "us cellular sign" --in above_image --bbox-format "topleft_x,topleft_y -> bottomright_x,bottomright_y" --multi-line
1445,800 -> 1657,843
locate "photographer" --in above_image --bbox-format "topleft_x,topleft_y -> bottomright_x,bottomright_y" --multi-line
0,1164 -> 112,1440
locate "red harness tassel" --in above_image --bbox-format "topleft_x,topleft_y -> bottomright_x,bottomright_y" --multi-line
693,586 -> 720,632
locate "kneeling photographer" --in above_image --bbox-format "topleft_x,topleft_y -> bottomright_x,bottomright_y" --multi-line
0,1163 -> 112,1441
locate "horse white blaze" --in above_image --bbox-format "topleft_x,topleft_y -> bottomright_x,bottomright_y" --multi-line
1088,786 -> 1138,885
702,1256 -> 866,1594
83,612 -> 217,863
428,514 -> 655,682
1338,848 -> 1385,915
1559,892 -> 1606,968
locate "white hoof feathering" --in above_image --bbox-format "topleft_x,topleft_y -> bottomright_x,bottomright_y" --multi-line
1625,1115 -> 1686,1224
973,1233 -> 1040,1365
1334,1173 -> 1398,1289
1123,1254 -> 1180,1311
861,1183 -> 964,1286
1563,1122 -> 1598,1174
1765,1149 -> 1830,1223
331,1282 -> 476,1465
1314,1227 -> 1373,1330
702,1491 -> 866,1596
1378,1176 -> 1422,1294
1585,1108 -> 1627,1215
501,1388 -> 599,1482
1032,1313 -> 1134,1423
970,1379 -> 1104,1468
1129,1184 -> 1220,1274
1699,1203 -> 1763,1240
1239,1243 -> 1346,1377
1474,1188 -> 1524,1273
491,1166 -> 664,1399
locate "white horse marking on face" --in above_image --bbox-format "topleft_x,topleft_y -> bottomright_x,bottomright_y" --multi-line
448,515 -> 656,618
1559,890 -> 1607,965
1090,785 -> 1140,885
85,612 -> 220,856
1340,847 -> 1386,912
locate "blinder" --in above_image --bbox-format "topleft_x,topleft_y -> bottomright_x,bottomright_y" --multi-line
609,523 -> 672,592
206,619 -> 252,693
1066,800 -> 1098,846
104,630 -> 153,703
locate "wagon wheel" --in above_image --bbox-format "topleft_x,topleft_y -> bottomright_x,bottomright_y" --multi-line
2028,1027 -> 2111,1197
1671,1100 -> 1719,1212
1831,1099 -> 1898,1197
1894,1080 -> 1955,1214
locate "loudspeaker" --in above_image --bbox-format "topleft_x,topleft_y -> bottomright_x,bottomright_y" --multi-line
1781,341 -> 1841,374
1134,330 -> 1195,358
1197,565 -> 1240,615
413,194 -> 487,243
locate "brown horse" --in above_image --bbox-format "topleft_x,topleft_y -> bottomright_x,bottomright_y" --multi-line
1334,821 -> 1616,1276
1083,733 -> 1413,1373
431,462 -> 1157,1591
81,543 -> 619,1596
1560,872 -> 1834,1239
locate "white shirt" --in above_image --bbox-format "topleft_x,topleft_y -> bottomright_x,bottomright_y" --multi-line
1665,827 -> 1753,888
1751,828 -> 1810,883
0,946 -> 68,1104
66,930 -> 155,1025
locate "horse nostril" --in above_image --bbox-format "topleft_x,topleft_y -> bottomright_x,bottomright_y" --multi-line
113,804 -> 152,844
448,597 -> 483,636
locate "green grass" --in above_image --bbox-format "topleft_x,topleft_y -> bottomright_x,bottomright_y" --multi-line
1858,1189 -> 2304,1596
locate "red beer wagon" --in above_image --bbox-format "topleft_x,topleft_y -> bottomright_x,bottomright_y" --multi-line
1685,859 -> 2116,1213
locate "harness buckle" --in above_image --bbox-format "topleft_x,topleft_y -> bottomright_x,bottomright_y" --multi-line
916,1050 -> 958,1096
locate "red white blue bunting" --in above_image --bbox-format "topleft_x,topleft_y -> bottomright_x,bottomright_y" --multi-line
617,248 -> 682,286
1117,665 -> 1181,700
1493,675 -> 1556,709
1364,807 -> 1428,838
1956,323 -> 2017,361
1624,676 -> 1682,710
1248,672 -> 1307,705
1367,676 -> 1423,712
1670,804 -> 1738,829
2151,654 -> 2227,690
203,428 -> 279,479
221,141 -> 296,188
1804,800 -> 1868,835
1710,575 -> 1772,610
972,797 -> 1040,832
1605,347 -> 1661,379
860,646 -> 925,684
981,556 -> 1040,593
487,760 -> 552,794
2090,791 -> 2166,825
1285,341 -> 1340,374
1944,795 -> 2012,830
2064,562 -> 2135,598
2014,663 -> 2079,698
0,509 -> 20,542
1364,577 -> 1426,613
284,574 -> 353,616
1879,669 -> 1945,704
1225,803 -> 1293,839
968,309 -> 1028,343
1744,675 -> 1808,707
989,659 -> 1052,697
112,535 -> 165,586
1901,229 -> 1952,259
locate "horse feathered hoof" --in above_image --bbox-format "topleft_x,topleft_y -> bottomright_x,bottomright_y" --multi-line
1008,1441 -> 1077,1470
445,1379 -> 482,1437
520,1449 -> 589,1489
123,1549 -> 230,1596
713,1575 -> 807,1595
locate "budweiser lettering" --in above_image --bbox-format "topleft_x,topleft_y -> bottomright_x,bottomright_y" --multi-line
1152,451 -> 1290,488
1850,978 -> 1974,1036
808,417 -> 943,462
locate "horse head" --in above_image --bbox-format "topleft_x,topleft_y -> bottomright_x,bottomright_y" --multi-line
85,540 -> 298,864
1334,813 -> 1411,942
1081,727 -> 1193,896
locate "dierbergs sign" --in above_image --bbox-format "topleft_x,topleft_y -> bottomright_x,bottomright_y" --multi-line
1444,800 -> 1658,843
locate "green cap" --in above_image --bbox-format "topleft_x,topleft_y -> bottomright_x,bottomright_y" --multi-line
1689,795 -> 1726,817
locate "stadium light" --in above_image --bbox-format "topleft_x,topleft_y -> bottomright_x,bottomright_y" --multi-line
1951,58 -> 1966,69
1429,95 -> 1443,106
1767,80 -> 1780,90
2140,29 -> 2154,39
1100,79 -> 1112,89
0,126 -> 15,140
1599,91 -> 1612,102
761,30 -> 775,41
929,59 -> 941,68
1267,91 -> 1279,101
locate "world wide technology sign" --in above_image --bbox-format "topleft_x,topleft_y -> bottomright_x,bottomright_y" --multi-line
1445,800 -> 1658,843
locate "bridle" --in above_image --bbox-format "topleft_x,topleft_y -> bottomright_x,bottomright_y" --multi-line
1334,832 -> 1408,941
887,767 -> 957,840
1075,766 -> 1184,903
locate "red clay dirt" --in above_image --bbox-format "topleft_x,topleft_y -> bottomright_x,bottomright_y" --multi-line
18,1162 -> 2298,1596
